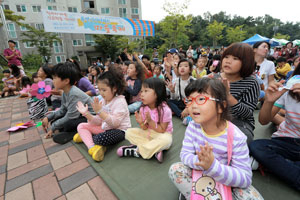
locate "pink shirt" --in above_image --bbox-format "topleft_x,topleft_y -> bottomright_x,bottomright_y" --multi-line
89,95 -> 131,131
140,103 -> 173,133
4,48 -> 22,66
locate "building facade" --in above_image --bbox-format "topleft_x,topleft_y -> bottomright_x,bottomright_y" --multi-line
0,0 -> 142,68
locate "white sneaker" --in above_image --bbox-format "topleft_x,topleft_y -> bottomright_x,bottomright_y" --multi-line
250,156 -> 259,170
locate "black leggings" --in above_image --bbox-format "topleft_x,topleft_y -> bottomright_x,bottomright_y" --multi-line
92,129 -> 125,146
52,116 -> 87,144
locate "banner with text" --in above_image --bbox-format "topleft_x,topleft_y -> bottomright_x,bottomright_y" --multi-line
41,9 -> 155,36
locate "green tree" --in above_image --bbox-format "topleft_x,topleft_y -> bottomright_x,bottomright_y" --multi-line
0,9 -> 27,26
226,25 -> 246,44
94,35 -> 127,61
274,33 -> 290,40
158,0 -> 192,50
22,52 -> 43,70
206,20 -> 226,47
21,26 -> 61,63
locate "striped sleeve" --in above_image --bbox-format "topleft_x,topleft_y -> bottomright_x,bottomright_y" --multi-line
180,124 -> 204,170
204,129 -> 252,188
230,77 -> 260,120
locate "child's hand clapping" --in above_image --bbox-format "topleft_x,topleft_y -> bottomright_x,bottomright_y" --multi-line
92,97 -> 103,113
76,101 -> 88,115
195,141 -> 215,170
135,111 -> 143,124
145,112 -> 152,124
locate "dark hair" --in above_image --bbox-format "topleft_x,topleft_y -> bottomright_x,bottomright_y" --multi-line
40,64 -> 53,79
142,77 -> 167,123
253,41 -> 271,50
212,54 -> 221,61
154,65 -> 162,71
10,64 -> 21,77
21,76 -> 31,87
67,59 -> 83,78
178,58 -> 193,74
221,43 -> 255,78
142,55 -> 150,61
276,57 -> 287,63
124,60 -> 131,67
91,66 -> 101,84
3,69 -> 10,74
97,65 -> 126,95
293,56 -> 300,65
8,40 -> 16,45
289,62 -> 300,101
52,62 -> 80,85
185,78 -> 231,126
129,61 -> 145,81
31,72 -> 38,82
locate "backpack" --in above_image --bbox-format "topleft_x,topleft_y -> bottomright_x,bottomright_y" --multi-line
191,122 -> 234,200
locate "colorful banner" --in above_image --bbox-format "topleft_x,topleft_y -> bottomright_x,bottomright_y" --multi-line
41,9 -> 155,36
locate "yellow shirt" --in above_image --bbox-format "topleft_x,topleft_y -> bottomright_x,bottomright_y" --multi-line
276,63 -> 291,77
192,68 -> 207,79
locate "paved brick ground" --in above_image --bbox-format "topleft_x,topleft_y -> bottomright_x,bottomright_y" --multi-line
0,97 -> 118,200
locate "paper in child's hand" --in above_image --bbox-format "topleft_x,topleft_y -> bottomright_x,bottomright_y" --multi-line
279,75 -> 300,91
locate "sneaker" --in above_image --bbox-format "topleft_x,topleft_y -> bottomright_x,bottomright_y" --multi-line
117,145 -> 139,157
155,151 -> 163,163
250,156 -> 259,170
73,133 -> 83,143
92,145 -> 106,162
178,193 -> 186,200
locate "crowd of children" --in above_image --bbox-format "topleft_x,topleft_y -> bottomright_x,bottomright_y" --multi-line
1,41 -> 300,199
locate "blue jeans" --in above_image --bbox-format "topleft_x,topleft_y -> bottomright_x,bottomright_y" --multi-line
249,137 -> 300,190
128,101 -> 142,114
167,99 -> 185,117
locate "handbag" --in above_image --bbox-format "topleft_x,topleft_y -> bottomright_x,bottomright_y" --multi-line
191,122 -> 234,200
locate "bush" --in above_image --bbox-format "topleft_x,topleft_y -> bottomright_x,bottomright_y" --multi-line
22,52 -> 43,71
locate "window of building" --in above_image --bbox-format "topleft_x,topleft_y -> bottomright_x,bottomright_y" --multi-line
131,8 -> 138,14
68,7 -> 77,13
39,41 -> 49,47
85,34 -> 95,46
118,0 -> 126,5
20,25 -> 29,31
7,23 -> 17,38
15,41 -> 20,50
55,55 -> 66,63
53,32 -> 63,37
24,41 -> 35,48
119,8 -> 127,18
48,6 -> 57,10
73,39 -> 83,46
35,24 -> 44,30
1,5 -> 10,10
47,0 -> 56,3
101,8 -> 110,14
53,41 -> 63,53
32,5 -> 41,12
16,5 -> 27,12
84,1 -> 95,9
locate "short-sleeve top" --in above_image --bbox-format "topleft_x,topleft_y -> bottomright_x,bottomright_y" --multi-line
140,103 -> 173,133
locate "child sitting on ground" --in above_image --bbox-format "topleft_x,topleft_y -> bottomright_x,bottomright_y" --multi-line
19,76 -> 31,97
153,65 -> 164,79
192,56 -> 208,79
169,78 -> 263,199
117,77 -> 173,163
2,69 -> 17,97
74,66 -> 131,162
42,62 -> 94,143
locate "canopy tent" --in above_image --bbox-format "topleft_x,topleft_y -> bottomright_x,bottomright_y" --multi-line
242,34 -> 280,46
278,39 -> 289,45
293,40 -> 300,46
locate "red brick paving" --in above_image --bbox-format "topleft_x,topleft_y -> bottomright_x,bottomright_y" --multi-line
0,97 -> 117,199
32,172 -> 62,200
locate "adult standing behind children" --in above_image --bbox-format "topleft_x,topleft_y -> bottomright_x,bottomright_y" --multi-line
42,62 -> 94,144
4,40 -> 23,70
253,41 -> 275,89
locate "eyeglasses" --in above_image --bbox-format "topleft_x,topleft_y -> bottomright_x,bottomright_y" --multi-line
184,95 -> 220,106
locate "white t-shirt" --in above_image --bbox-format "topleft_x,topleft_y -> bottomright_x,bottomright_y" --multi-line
273,92 -> 300,138
258,59 -> 276,89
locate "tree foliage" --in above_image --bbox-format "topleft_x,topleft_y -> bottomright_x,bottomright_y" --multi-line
22,52 -> 43,70
21,26 -> 61,63
206,20 -> 226,47
226,25 -> 246,43
0,9 -> 26,27
274,33 -> 290,40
